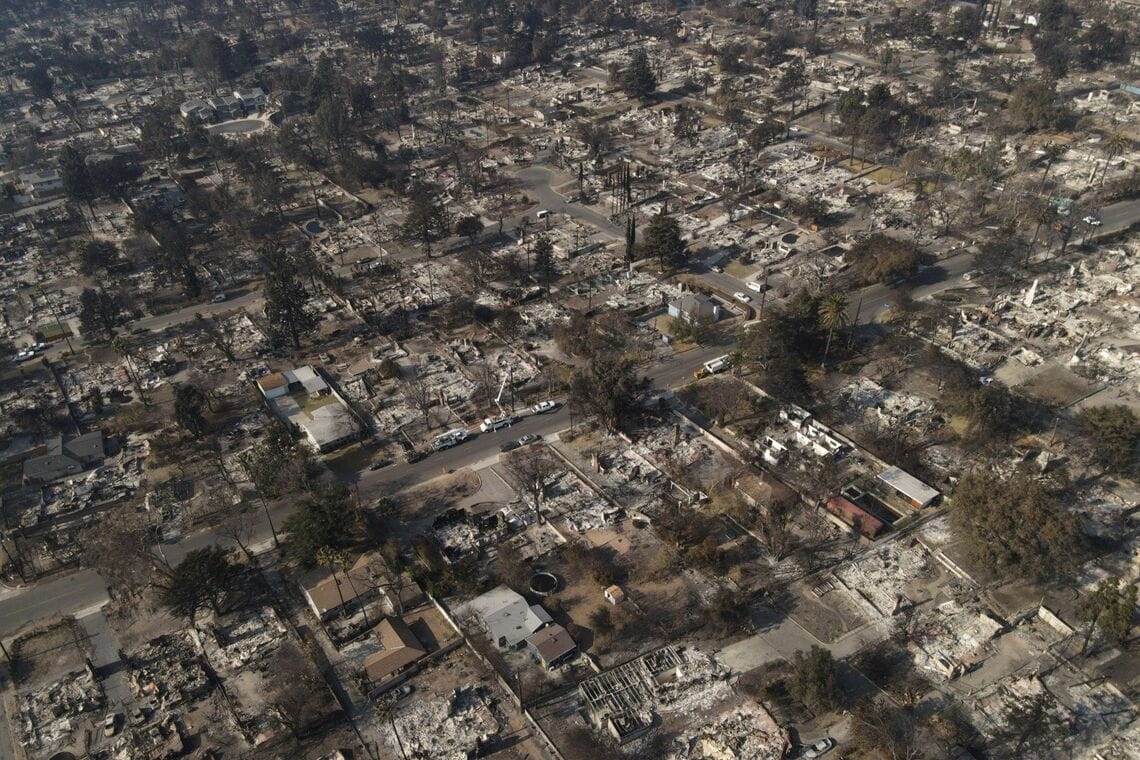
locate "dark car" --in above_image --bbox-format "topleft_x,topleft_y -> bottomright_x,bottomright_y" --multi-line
500,440 -> 521,453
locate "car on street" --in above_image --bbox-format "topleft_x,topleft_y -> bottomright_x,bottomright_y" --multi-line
532,400 -> 558,414
517,433 -> 540,446
710,264 -> 723,273
1083,215 -> 1102,226
802,738 -> 835,759
103,713 -> 119,737
394,683 -> 414,699
367,459 -> 391,471
14,349 -> 35,362
212,292 -> 227,303
499,440 -> 521,453
733,291 -> 752,303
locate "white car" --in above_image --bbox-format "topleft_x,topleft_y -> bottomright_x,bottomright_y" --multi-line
517,434 -> 540,446
212,292 -> 227,303
733,292 -> 752,303
802,738 -> 835,759
1083,215 -> 1102,226
532,401 -> 558,414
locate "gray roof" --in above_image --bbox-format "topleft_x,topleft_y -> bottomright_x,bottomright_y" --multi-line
461,585 -> 553,647
23,432 -> 105,483
877,466 -> 940,507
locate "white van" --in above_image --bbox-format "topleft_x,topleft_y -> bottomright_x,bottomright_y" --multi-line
747,280 -> 765,293
536,209 -> 551,220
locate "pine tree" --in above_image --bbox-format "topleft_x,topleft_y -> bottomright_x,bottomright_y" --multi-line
621,49 -> 657,100
262,247 -> 318,350
642,212 -> 687,272
533,234 -> 557,293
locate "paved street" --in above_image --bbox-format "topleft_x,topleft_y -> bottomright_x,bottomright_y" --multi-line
0,570 -> 108,638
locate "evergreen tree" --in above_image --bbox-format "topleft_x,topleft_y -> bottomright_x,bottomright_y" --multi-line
77,288 -> 126,341
621,48 -> 657,100
282,486 -> 354,567
232,30 -> 259,74
400,185 -> 449,255
262,247 -> 318,350
173,383 -> 210,438
532,234 -> 557,292
59,143 -> 97,219
642,211 -> 688,272
777,59 -> 810,128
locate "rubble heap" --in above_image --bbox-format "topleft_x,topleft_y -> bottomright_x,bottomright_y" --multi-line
388,685 -> 500,760
579,646 -> 730,743
18,668 -> 104,752
666,701 -> 788,760
129,633 -> 211,708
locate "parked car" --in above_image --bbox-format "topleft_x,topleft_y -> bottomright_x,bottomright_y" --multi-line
499,440 -> 521,453
367,459 -> 391,471
499,507 -> 525,531
394,683 -> 414,699
802,738 -> 835,759
103,713 -> 119,737
710,264 -> 723,273
212,292 -> 227,303
733,291 -> 752,303
532,400 -> 558,414
517,434 -> 540,446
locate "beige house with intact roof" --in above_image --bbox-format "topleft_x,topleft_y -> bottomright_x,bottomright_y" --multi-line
256,366 -> 360,453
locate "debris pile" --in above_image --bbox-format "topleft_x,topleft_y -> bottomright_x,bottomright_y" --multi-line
204,605 -> 288,672
579,646 -> 730,744
129,633 -> 211,708
17,668 -> 104,753
666,701 -> 788,760
388,685 -> 501,760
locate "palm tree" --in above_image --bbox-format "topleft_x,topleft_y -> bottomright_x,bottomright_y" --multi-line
315,546 -> 353,623
1099,133 -> 1130,186
1037,143 -> 1065,194
819,293 -> 850,366
111,335 -> 148,405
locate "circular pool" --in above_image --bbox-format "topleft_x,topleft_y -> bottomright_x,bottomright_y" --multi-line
303,219 -> 325,235
529,571 -> 559,596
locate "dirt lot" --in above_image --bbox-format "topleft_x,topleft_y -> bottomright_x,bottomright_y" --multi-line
391,468 -> 482,537
10,618 -> 88,690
